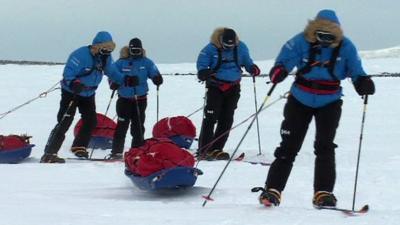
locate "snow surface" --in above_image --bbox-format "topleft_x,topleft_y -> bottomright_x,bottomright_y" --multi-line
1,51 -> 400,225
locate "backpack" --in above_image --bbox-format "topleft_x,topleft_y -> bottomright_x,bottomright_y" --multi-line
152,116 -> 196,149
124,138 -> 195,177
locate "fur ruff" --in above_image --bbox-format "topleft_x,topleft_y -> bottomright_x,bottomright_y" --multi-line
304,19 -> 343,47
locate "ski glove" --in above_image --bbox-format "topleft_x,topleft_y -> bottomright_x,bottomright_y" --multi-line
124,76 -> 139,87
152,75 -> 163,86
70,79 -> 85,94
109,82 -> 120,91
197,69 -> 215,81
269,65 -> 288,84
353,76 -> 375,95
251,64 -> 261,76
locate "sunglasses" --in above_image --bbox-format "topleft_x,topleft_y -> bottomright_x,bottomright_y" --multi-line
129,47 -> 142,55
315,30 -> 336,44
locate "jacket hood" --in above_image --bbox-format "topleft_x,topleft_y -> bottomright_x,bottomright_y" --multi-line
120,46 -> 146,59
210,27 -> 240,49
304,15 -> 343,47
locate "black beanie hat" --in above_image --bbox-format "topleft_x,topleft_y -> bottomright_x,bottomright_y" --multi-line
222,28 -> 236,47
129,38 -> 142,48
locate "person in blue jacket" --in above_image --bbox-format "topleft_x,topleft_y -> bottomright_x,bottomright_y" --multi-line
196,27 -> 260,160
258,10 -> 375,207
107,38 -> 163,160
41,31 -> 123,163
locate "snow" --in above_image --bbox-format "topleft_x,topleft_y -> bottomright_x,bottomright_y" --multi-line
1,49 -> 400,225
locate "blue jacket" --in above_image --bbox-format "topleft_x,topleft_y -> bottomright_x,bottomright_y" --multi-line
114,57 -> 160,98
276,33 -> 367,108
197,41 -> 254,82
61,46 -> 123,97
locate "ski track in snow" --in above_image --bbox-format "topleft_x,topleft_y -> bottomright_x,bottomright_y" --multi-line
1,55 -> 400,225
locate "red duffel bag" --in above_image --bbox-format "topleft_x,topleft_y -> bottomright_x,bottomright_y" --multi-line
152,116 -> 196,149
125,138 -> 195,177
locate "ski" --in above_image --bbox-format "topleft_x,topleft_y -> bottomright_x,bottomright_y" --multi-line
66,157 -> 123,162
316,204 -> 369,216
240,160 -> 271,166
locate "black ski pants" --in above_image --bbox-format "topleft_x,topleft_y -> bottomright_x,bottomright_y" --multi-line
111,97 -> 147,154
198,85 -> 240,154
44,89 -> 97,154
265,95 -> 342,193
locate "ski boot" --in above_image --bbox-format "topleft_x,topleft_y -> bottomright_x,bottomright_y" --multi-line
40,153 -> 65,163
206,149 -> 230,160
312,191 -> 337,208
259,188 -> 281,207
71,146 -> 89,159
105,153 -> 123,160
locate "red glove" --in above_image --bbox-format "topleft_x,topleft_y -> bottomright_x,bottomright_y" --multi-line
251,64 -> 261,76
269,65 -> 288,84
70,79 -> 85,94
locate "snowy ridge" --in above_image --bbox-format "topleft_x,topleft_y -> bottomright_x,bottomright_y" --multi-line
359,46 -> 400,59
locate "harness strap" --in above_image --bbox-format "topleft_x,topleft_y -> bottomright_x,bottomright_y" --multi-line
213,46 -> 240,72
295,76 -> 340,95
296,41 -> 342,81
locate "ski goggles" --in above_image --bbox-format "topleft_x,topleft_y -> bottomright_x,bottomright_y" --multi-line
315,30 -> 336,44
99,48 -> 113,56
129,47 -> 142,56
220,36 -> 235,49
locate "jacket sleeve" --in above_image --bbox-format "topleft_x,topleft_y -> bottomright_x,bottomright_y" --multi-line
63,51 -> 86,86
343,39 -> 367,82
146,59 -> 161,78
104,57 -> 124,84
275,34 -> 304,72
196,44 -> 213,71
238,42 -> 255,73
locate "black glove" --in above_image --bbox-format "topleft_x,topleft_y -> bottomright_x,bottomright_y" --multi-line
152,75 -> 163,86
197,69 -> 215,81
251,64 -> 261,76
353,76 -> 375,95
269,65 -> 288,84
70,79 -> 85,94
124,76 -> 139,87
109,82 -> 120,90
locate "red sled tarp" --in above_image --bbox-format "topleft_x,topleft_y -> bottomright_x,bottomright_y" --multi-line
0,135 -> 33,163
73,113 -> 116,149
125,138 -> 195,177
74,113 -> 116,138
152,116 -> 196,149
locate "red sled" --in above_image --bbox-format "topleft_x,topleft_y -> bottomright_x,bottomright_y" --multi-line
74,113 -> 116,150
0,135 -> 34,163
124,138 -> 201,190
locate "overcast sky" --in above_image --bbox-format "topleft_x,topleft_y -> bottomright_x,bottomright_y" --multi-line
0,0 -> 399,63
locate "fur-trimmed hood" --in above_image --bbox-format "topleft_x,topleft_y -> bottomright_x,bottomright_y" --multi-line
304,14 -> 343,48
90,41 -> 116,55
119,46 -> 146,59
210,27 -> 240,49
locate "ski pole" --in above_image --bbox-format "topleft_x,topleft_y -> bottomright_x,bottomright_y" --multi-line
156,85 -> 160,123
187,105 -> 204,118
202,84 -> 277,207
196,90 -> 287,167
351,95 -> 369,211
44,97 -> 76,153
89,90 -> 115,159
252,76 -> 262,155
133,87 -> 144,145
